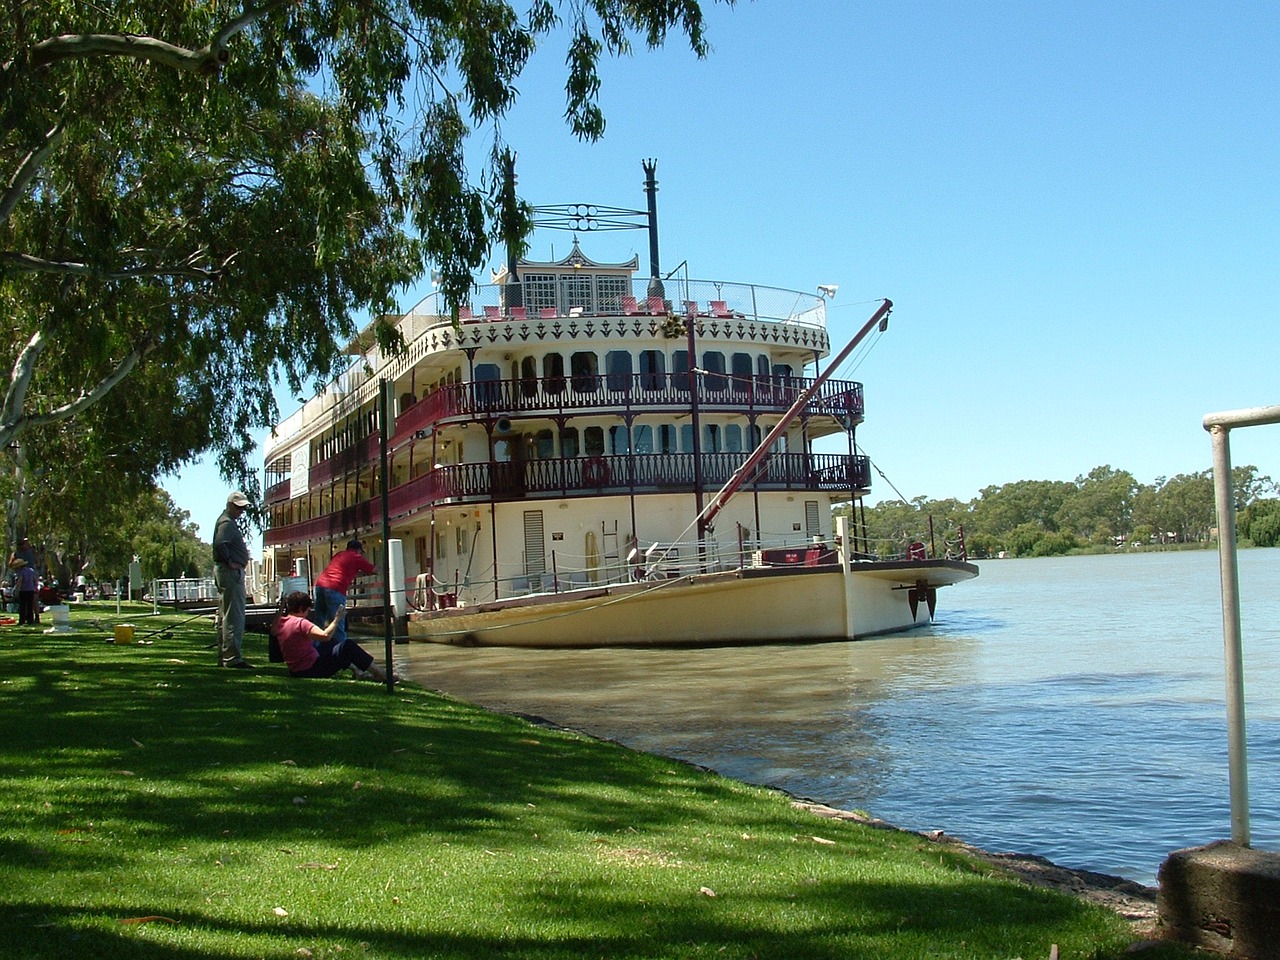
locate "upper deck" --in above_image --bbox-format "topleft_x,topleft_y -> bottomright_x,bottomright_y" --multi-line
264,269 -> 836,465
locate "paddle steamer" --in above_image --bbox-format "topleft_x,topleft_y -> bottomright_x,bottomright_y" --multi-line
261,162 -> 977,645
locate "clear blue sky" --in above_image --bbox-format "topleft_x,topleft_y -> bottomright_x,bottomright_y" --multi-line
164,0 -> 1280,544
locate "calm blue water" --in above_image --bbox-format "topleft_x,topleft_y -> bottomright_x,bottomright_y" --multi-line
398,549 -> 1280,886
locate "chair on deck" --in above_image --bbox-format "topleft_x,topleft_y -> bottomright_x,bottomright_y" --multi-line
646,296 -> 666,314
710,300 -> 732,318
509,306 -> 528,320
483,304 -> 501,319
539,307 -> 557,319
457,305 -> 475,322
622,296 -> 639,315
682,300 -> 701,317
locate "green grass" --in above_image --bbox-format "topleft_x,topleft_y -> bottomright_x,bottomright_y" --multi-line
0,604 -> 1192,959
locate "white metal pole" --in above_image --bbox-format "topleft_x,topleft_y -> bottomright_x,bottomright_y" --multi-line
1208,422 -> 1249,845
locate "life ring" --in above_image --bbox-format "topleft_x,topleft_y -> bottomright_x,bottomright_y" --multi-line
582,456 -> 610,487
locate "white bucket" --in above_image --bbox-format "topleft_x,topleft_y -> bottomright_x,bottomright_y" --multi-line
279,576 -> 309,603
44,604 -> 74,635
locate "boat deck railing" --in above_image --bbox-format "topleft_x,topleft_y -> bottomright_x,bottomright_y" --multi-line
404,278 -> 828,330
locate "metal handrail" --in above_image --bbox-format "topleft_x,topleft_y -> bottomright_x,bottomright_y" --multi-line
1203,402 -> 1280,846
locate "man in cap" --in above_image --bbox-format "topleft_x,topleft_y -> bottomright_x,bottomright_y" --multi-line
213,491 -> 253,668
313,539 -> 376,652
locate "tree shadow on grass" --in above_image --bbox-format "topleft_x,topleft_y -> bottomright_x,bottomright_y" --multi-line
0,626 -> 1174,960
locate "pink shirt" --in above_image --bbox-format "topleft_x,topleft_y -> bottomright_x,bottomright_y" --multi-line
315,549 -> 376,593
277,615 -> 321,672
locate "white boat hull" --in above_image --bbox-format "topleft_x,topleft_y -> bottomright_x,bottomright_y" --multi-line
406,558 -> 978,648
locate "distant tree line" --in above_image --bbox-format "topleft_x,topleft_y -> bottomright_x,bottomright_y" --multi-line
840,465 -> 1280,559
4,479 -> 211,590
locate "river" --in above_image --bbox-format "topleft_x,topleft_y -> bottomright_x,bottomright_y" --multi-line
396,548 -> 1280,887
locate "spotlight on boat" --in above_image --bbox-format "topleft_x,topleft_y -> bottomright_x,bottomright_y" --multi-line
817,284 -> 838,299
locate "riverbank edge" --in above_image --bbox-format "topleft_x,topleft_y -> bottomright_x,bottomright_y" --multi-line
498,707 -> 1162,937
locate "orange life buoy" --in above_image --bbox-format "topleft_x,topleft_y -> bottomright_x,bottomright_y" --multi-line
582,456 -> 610,487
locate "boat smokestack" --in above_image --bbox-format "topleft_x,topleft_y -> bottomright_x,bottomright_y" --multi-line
643,158 -> 664,300
503,151 -> 523,307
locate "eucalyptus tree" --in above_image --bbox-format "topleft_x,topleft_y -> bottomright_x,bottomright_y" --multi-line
0,0 -> 722,542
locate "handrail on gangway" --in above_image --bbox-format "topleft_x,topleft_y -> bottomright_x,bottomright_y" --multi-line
1203,403 -> 1280,846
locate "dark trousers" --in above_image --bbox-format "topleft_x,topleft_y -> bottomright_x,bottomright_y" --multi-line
289,638 -> 376,679
18,590 -> 37,625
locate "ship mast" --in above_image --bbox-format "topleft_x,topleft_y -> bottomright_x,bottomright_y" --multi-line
699,298 -> 893,531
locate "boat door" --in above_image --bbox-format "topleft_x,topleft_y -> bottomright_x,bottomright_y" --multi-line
523,510 -> 546,591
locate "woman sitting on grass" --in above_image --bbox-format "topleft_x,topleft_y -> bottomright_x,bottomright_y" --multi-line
273,591 -> 389,681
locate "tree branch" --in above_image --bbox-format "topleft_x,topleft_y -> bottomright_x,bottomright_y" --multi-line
26,1 -> 295,76
0,115 -> 65,227
0,327 -> 150,451
0,249 -> 233,280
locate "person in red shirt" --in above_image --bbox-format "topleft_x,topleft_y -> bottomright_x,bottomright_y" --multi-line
313,539 -> 376,651
273,591 -> 388,680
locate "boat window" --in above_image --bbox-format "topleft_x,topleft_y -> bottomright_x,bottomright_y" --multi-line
634,424 -> 654,454
703,351 -> 727,392
474,363 -> 502,408
523,273 -> 556,313
571,351 -> 599,394
543,353 -> 565,394
703,423 -> 722,453
605,350 -> 633,392
535,429 -> 555,459
748,424 -> 762,449
560,427 -> 579,459
756,355 -> 770,377
596,275 -> 628,314
561,273 -> 592,313
520,357 -> 538,397
456,526 -> 469,555
584,426 -> 605,456
671,350 -> 690,392
639,350 -> 665,391
680,423 -> 694,453
609,425 -> 630,455
725,424 -> 743,452
435,529 -> 447,560
493,438 -> 513,462
731,353 -> 753,394
659,424 -> 678,454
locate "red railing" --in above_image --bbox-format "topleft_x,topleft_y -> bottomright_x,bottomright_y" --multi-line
264,452 -> 870,547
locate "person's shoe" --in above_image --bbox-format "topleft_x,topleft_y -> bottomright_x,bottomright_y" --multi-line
222,660 -> 254,669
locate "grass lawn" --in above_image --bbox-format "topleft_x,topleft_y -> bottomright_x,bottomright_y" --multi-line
0,604 -> 1192,959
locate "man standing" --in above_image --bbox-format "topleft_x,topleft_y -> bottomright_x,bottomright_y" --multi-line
214,491 -> 253,668
8,536 -> 39,624
313,539 -> 376,651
